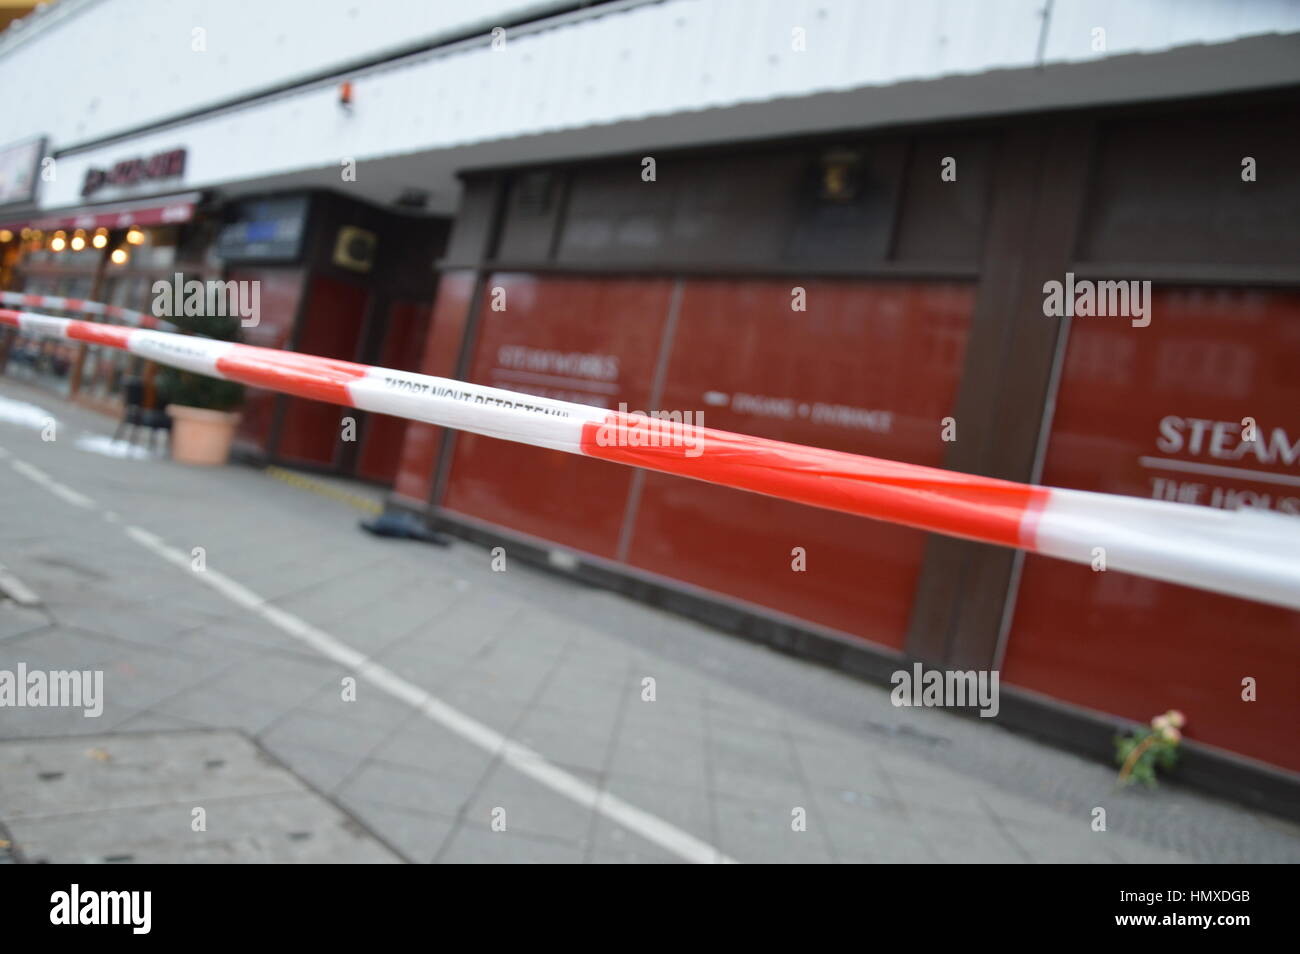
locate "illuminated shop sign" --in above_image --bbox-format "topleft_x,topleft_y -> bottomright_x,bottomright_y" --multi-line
82,148 -> 187,197
215,195 -> 310,262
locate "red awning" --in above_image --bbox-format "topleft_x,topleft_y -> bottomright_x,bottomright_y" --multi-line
0,192 -> 201,234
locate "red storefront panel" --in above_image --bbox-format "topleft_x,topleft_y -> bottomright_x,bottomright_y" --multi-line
393,271 -> 474,503
1003,288 -> 1300,773
276,276 -> 368,467
442,275 -> 674,557
230,268 -> 303,452
625,279 -> 975,649
357,300 -> 431,484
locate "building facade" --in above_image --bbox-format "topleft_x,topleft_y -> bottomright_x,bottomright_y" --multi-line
1,0 -> 1297,810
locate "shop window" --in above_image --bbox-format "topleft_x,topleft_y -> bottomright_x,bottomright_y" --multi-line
784,143 -> 905,265
228,268 -> 304,452
666,154 -> 806,265
624,278 -> 975,648
496,171 -> 564,262
551,146 -> 911,270
1002,286 -> 1300,774
892,134 -> 993,264
1077,106 -> 1300,265
276,275 -> 368,468
444,178 -> 499,265
556,165 -> 677,266
443,274 -> 676,557
356,300 -> 431,484
392,271 -> 475,503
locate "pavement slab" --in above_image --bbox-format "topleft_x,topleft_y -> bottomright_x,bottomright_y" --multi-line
0,730 -> 401,863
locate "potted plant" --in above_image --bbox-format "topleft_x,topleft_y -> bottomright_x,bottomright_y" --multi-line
156,310 -> 245,466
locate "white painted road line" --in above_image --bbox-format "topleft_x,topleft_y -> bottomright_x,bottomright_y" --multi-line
6,448 -> 735,864
0,562 -> 40,606
10,458 -> 95,508
123,525 -> 735,864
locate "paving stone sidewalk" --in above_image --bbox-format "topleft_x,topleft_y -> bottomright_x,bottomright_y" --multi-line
1,378 -> 1298,863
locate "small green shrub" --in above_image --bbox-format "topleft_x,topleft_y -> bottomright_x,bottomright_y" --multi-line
1115,710 -> 1185,788
156,366 -> 244,412
154,310 -> 244,412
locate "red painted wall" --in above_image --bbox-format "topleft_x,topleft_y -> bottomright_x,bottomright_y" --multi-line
357,300 -> 431,483
624,279 -> 974,649
1003,287 -> 1300,773
428,275 -> 974,649
442,274 -> 674,557
276,276 -> 368,467
229,268 -> 303,452
392,271 -> 475,503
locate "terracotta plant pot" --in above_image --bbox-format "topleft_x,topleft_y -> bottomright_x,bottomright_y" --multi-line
167,405 -> 241,466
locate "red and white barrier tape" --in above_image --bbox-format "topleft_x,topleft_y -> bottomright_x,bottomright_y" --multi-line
0,291 -> 170,330
3,305 -> 1298,612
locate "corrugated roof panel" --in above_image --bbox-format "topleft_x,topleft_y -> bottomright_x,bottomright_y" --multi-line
0,0 -> 583,146
1042,0 -> 1300,62
28,0 -> 1300,211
